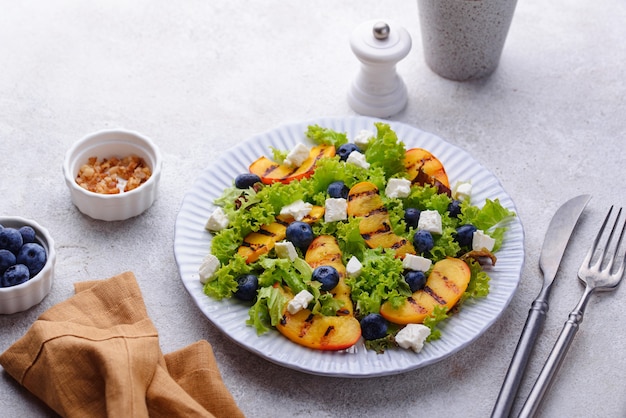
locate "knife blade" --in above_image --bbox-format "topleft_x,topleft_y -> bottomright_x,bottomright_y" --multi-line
491,194 -> 591,418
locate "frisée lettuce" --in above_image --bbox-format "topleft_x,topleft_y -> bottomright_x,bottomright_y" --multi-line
202,122 -> 516,352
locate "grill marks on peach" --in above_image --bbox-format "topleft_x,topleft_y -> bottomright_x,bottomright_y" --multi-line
380,258 -> 471,324
347,181 -> 415,259
248,144 -> 335,184
423,286 -> 446,305
237,222 -> 287,263
404,148 -> 451,196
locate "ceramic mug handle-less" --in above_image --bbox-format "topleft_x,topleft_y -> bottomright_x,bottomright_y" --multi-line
417,0 -> 518,81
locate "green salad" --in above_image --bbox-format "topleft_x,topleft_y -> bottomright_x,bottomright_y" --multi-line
199,122 -> 515,353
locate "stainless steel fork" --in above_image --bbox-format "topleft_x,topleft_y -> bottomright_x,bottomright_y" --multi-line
518,206 -> 626,418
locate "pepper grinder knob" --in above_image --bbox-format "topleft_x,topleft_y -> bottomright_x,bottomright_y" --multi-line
347,20 -> 412,118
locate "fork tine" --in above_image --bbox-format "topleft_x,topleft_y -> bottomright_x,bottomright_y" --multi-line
584,206 -> 614,269
598,207 -> 625,274
600,207 -> 621,268
609,208 -> 626,276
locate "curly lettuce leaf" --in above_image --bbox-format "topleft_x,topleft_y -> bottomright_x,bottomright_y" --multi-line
210,228 -> 242,264
346,248 -> 407,316
460,198 -> 516,251
306,125 -> 348,147
247,285 -> 289,335
270,146 -> 288,163
309,157 -> 387,196
461,258 -> 491,302
204,254 -> 252,299
213,186 -> 276,237
257,256 -> 312,293
364,123 -> 407,179
423,305 -> 450,341
307,281 -> 346,316
403,184 -> 451,213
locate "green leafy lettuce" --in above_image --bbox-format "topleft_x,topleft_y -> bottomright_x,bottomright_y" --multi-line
203,122 -> 516,349
365,122 -> 408,179
306,125 -> 348,148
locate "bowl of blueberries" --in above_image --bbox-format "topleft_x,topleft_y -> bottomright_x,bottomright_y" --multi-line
0,216 -> 56,314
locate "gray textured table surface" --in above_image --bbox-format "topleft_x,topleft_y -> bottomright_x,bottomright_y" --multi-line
1,1 -> 625,417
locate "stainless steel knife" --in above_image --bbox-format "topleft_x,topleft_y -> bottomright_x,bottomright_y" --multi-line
491,194 -> 591,418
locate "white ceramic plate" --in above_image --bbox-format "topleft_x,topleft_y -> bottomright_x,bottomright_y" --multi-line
174,116 -> 524,377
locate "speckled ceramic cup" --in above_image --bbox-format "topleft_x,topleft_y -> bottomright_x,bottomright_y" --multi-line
417,0 -> 517,81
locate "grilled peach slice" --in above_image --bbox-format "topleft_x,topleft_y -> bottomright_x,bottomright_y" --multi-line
380,258 -> 470,324
305,235 -> 353,316
237,221 -> 288,263
237,206 -> 325,263
276,235 -> 361,350
249,144 -> 335,184
404,148 -> 451,195
276,307 -> 362,351
346,181 -> 415,259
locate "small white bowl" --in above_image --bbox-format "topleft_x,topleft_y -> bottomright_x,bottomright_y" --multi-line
0,216 -> 56,314
63,129 -> 162,221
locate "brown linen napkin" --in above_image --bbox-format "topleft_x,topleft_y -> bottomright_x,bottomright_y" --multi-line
0,271 -> 245,418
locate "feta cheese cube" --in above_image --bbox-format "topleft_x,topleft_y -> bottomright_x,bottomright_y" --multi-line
284,143 -> 310,167
353,129 -> 374,149
275,240 -> 298,261
402,254 -> 432,272
205,207 -> 229,232
417,210 -> 443,235
346,256 -> 363,278
287,289 -> 314,314
346,150 -> 370,169
472,230 -> 496,252
453,181 -> 472,201
280,200 -> 313,221
395,324 -> 431,353
324,198 -> 347,222
385,178 -> 412,199
198,254 -> 220,284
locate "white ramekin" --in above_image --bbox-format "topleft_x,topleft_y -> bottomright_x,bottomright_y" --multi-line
63,129 -> 162,221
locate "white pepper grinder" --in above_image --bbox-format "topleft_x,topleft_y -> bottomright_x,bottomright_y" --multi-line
347,20 -> 412,118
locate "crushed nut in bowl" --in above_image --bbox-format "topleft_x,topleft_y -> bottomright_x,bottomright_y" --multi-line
76,155 -> 152,194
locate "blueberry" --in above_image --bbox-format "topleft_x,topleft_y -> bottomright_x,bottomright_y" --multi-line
448,200 -> 463,219
312,265 -> 340,291
360,313 -> 388,340
0,227 -> 23,254
234,173 -> 262,189
327,181 -> 349,199
404,270 -> 427,293
233,274 -> 259,301
455,224 -> 478,248
17,243 -> 47,277
337,143 -> 361,161
19,226 -> 37,243
0,249 -> 16,275
1,264 -> 30,287
285,221 -> 314,250
404,208 -> 421,230
413,230 -> 434,254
